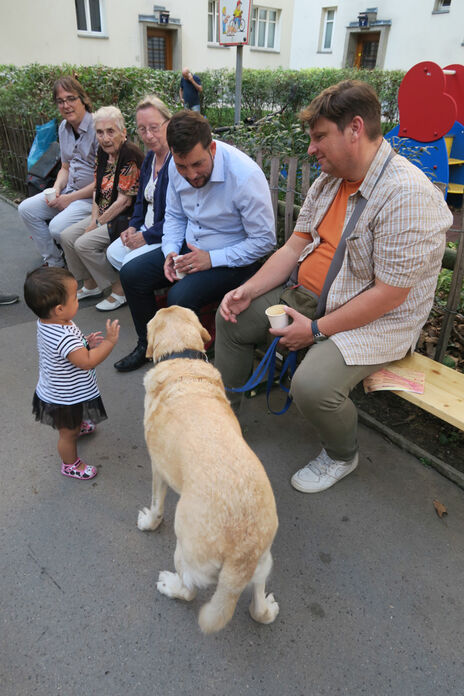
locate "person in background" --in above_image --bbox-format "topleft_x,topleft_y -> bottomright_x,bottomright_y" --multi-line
106,96 -> 171,271
24,267 -> 120,481
18,76 -> 97,268
60,106 -> 143,311
179,67 -> 203,113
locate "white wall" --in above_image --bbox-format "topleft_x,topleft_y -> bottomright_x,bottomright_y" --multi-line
0,0 -> 294,71
182,0 -> 295,71
381,1 -> 463,70
289,0 -> 464,72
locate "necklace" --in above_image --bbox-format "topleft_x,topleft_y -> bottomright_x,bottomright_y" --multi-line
153,149 -> 169,179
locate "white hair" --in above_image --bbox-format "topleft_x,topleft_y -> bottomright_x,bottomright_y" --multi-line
93,105 -> 126,132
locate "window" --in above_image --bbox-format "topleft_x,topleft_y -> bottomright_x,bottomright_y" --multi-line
208,0 -> 220,43
320,7 -> 336,52
434,0 -> 451,9
147,29 -> 172,70
250,7 -> 280,49
75,0 -> 105,34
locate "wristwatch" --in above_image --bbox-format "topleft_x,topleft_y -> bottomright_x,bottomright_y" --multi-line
311,319 -> 328,343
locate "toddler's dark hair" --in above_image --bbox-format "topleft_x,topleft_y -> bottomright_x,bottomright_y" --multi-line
24,267 -> 75,319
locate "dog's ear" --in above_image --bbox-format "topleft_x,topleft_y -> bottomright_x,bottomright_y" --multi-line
200,325 -> 211,346
146,317 -> 156,358
143,367 -> 157,392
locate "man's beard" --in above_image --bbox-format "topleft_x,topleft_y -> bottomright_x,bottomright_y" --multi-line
185,150 -> 214,188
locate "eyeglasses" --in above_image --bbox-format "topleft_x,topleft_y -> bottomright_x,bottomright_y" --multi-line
56,95 -> 80,107
136,121 -> 167,136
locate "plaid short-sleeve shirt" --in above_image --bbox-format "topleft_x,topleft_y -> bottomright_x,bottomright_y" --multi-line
293,139 -> 453,365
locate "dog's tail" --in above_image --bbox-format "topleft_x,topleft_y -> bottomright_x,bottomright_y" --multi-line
198,559 -> 251,634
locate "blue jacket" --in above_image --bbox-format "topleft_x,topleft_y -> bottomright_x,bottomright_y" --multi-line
129,150 -> 171,245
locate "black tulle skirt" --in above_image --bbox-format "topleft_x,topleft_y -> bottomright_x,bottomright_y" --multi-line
32,392 -> 107,430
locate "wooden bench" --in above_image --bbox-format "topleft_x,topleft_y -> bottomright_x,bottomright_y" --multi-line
255,343 -> 464,432
386,352 -> 464,431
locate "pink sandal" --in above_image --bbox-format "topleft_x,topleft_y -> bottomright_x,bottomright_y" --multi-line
61,458 -> 97,480
79,420 -> 96,436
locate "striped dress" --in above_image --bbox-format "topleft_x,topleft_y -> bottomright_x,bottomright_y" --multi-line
35,320 -> 100,405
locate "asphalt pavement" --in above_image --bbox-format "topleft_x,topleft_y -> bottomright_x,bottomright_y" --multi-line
1,196 -> 463,696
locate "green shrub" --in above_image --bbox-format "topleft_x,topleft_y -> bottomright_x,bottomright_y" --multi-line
0,63 -> 405,193
0,63 -> 404,136
0,63 -> 179,138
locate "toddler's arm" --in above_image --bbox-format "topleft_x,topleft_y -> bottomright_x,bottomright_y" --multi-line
67,320 -> 120,370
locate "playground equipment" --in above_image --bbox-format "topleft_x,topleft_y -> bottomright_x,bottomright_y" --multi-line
382,62 -> 464,437
385,62 -> 464,199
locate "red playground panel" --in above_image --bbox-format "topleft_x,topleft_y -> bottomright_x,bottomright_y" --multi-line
398,61 -> 457,142
387,60 -> 464,199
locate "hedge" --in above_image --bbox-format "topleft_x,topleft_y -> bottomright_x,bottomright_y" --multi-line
0,64 -> 179,138
0,63 -> 405,190
0,63 -> 404,131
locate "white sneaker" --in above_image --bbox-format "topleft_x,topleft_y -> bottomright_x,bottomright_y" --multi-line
95,292 -> 127,311
291,449 -> 359,493
77,285 -> 102,300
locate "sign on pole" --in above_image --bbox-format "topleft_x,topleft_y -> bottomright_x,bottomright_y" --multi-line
219,1 -> 252,123
219,0 -> 251,46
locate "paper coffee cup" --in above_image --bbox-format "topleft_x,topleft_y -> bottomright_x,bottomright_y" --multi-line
44,188 -> 56,203
173,255 -> 186,279
265,304 -> 289,329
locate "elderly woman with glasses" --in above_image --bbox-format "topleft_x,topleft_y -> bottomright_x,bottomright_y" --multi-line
106,95 -> 171,271
60,106 -> 144,311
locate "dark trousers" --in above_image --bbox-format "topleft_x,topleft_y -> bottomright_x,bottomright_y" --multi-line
120,244 -> 260,345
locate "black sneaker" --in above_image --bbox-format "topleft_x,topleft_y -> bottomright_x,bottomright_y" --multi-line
0,294 -> 19,305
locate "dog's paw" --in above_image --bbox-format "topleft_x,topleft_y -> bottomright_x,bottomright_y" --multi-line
249,592 -> 279,624
157,571 -> 196,601
137,507 -> 163,531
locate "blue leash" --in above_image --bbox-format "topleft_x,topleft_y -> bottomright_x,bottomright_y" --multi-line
227,337 -> 298,415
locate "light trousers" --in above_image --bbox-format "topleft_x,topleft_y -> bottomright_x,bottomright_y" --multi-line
60,215 -> 119,290
18,192 -> 93,266
214,287 -> 387,461
106,236 -> 161,271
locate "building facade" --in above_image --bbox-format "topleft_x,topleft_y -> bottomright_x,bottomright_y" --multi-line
2,1 -> 461,75
289,0 -> 464,71
0,1 -> 294,71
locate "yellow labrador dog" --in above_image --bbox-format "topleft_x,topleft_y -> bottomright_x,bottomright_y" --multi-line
138,306 -> 279,633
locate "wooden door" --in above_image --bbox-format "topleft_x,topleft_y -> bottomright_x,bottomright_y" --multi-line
147,28 -> 172,70
354,32 -> 380,70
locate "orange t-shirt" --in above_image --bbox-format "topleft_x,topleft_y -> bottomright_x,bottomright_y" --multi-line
294,178 -> 363,295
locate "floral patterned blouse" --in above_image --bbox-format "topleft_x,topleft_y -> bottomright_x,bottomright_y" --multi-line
94,156 -> 140,216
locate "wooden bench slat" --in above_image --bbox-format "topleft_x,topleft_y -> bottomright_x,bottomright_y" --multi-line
388,353 -> 464,431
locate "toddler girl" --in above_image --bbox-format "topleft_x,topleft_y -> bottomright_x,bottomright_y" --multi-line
24,267 -> 120,480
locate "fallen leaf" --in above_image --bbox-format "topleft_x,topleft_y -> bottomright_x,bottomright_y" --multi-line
433,499 -> 448,518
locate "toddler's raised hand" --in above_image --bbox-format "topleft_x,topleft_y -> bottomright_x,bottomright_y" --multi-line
86,331 -> 104,348
105,319 -> 120,345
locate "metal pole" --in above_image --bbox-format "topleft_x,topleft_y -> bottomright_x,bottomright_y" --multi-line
234,44 -> 243,125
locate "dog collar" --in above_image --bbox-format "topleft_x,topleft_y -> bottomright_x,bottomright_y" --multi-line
154,349 -> 209,366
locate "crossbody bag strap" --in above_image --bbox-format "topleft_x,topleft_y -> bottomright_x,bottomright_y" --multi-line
315,150 -> 395,319
227,337 -> 298,415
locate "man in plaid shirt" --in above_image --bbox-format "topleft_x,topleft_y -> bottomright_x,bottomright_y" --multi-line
216,80 -> 453,493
